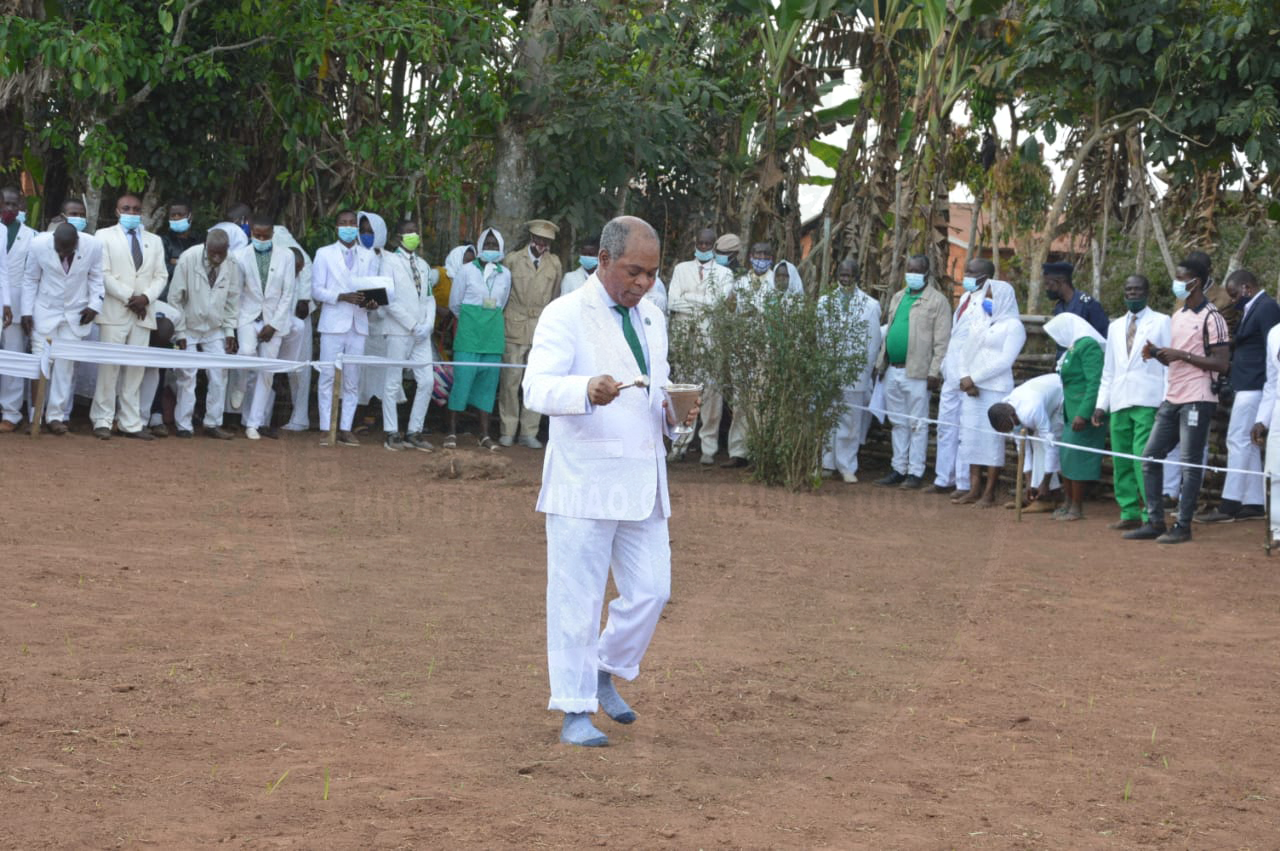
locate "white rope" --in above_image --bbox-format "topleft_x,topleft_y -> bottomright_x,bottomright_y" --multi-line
850,401 -> 1271,480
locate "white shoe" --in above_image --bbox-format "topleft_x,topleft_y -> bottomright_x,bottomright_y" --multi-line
245,427 -> 261,440
841,472 -> 858,483
498,435 -> 515,447
518,435 -> 543,449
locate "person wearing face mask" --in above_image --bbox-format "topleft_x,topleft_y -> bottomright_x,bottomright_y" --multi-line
874,254 -> 951,488
820,259 -> 882,482
48,198 -> 90,235
355,211 -> 395,432
1091,275 -> 1172,529
161,200 -> 204,284
667,227 -> 734,464
380,219 -> 438,452
0,186 -> 37,431
165,229 -> 242,438
1044,261 -> 1108,345
1044,314 -> 1106,521
743,242 -> 774,291
712,233 -> 741,273
952,279 -> 1026,508
1194,269 -> 1280,524
498,219 -> 562,449
446,227 -> 511,450
88,192 -> 169,440
19,222 -> 104,434
312,209 -> 380,446
234,214 -> 297,440
1123,255 -> 1230,544
558,235 -> 600,298
719,241 -> 778,468
209,202 -> 251,254
930,257 -> 999,494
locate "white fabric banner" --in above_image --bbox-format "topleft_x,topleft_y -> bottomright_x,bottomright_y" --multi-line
50,339 -> 311,374
339,354 -> 527,370
0,349 -> 43,380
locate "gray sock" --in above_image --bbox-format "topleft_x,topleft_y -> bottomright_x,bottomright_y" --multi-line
560,712 -> 608,747
596,671 -> 637,724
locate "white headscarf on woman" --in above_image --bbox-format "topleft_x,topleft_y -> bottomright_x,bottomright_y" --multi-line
962,279 -> 1023,374
475,227 -> 506,280
357,211 -> 387,252
445,244 -> 475,281
1044,312 -> 1105,349
771,260 -> 805,296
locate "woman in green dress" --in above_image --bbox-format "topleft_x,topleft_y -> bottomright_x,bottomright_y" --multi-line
1045,314 -> 1106,521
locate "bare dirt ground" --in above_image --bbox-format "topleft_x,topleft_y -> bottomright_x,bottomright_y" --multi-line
3,426 -> 1279,849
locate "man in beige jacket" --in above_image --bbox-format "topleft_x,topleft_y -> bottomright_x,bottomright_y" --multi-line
500,218 -> 563,448
874,254 -> 951,488
90,193 -> 170,440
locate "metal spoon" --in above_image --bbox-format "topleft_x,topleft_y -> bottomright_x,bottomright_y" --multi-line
617,375 -> 650,390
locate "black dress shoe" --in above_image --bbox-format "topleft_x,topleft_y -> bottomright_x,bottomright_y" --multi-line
1234,505 -> 1266,521
93,427 -> 111,440
720,457 -> 749,468
121,429 -> 155,441
175,429 -> 194,438
875,471 -> 906,487
899,474 -> 924,489
1156,524 -> 1192,544
1122,523 -> 1166,540
1108,518 -> 1143,530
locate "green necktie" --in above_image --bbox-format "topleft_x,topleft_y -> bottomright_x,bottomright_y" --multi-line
614,305 -> 648,376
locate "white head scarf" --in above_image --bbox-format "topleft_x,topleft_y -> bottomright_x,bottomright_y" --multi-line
771,260 -> 804,295
475,227 -> 505,263
357,211 -> 387,252
444,244 -> 475,280
963,279 -> 1023,372
1044,313 -> 1104,350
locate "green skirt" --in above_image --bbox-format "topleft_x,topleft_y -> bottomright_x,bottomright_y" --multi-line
1060,417 -> 1106,481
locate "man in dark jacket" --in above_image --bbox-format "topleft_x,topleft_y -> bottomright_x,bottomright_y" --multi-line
1196,268 -> 1280,523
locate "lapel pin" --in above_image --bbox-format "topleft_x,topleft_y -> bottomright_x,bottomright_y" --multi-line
644,317 -> 651,326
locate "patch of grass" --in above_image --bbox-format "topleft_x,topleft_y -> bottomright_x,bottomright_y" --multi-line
265,769 -> 290,795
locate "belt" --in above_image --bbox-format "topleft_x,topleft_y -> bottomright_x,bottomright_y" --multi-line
889,362 -> 906,368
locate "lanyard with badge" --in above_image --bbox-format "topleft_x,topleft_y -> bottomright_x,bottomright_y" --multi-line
475,259 -> 499,308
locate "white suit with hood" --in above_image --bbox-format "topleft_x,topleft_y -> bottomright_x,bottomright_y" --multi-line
957,280 -> 1025,468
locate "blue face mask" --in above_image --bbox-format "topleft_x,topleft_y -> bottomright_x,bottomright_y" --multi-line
253,238 -> 273,253
982,298 -> 993,316
169,217 -> 190,234
16,211 -> 25,226
1172,279 -> 1190,300
359,232 -> 375,249
694,248 -> 714,263
714,253 -> 730,267
905,272 -> 926,291
119,213 -> 142,232
579,255 -> 598,271
750,257 -> 772,275
480,249 -> 502,264
337,225 -> 359,244
67,216 -> 87,232
961,276 -> 979,292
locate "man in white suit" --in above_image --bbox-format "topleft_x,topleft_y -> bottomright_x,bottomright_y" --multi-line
821,258 -> 882,482
20,223 -> 104,432
380,219 -> 437,451
312,209 -> 379,446
168,229 -> 241,439
1091,274 -> 1171,529
235,215 -> 297,440
1,186 -> 37,430
524,215 -> 699,748
89,193 -> 169,440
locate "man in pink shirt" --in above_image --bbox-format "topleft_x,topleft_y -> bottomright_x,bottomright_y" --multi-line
1123,255 -> 1229,544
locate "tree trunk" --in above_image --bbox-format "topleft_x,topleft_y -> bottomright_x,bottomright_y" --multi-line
1127,129 -> 1176,280
1226,225 -> 1252,276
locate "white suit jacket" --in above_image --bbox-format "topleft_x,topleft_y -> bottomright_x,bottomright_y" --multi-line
312,242 -> 378,334
95,224 -> 169,329
1097,307 -> 1171,413
820,288 -> 881,393
169,243 -> 242,339
524,275 -> 672,522
21,232 -> 105,337
234,244 -> 295,331
382,250 -> 436,336
1256,324 -> 1280,429
667,259 -> 730,321
2,223 -> 36,310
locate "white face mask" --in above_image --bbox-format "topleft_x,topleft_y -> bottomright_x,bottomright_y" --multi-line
1172,279 -> 1190,300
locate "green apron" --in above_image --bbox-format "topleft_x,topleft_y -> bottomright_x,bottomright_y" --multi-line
454,303 -> 505,355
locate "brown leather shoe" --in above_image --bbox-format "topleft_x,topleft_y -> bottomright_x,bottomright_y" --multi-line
93,426 -> 111,440
1108,518 -> 1143,530
0,420 -> 17,433
206,426 -> 234,440
121,429 -> 155,441
46,420 -> 69,435
150,423 -> 170,438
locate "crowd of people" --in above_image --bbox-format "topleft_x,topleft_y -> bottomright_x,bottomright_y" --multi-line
2,185 -> 1277,547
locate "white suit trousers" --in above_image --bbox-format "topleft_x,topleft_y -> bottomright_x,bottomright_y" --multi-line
1223,390 -> 1264,506
933,381 -> 970,489
727,404 -> 749,459
280,317 -> 312,429
31,323 -> 79,423
883,366 -> 929,477
382,333 -> 434,434
545,499 -> 671,713
1266,403 -> 1280,539
0,322 -> 28,422
238,321 -> 286,430
822,387 -> 871,474
174,332 -> 228,430
318,330 -> 365,431
91,322 -> 150,431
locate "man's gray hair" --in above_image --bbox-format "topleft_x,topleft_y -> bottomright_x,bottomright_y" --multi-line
205,229 -> 229,249
600,216 -> 659,262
